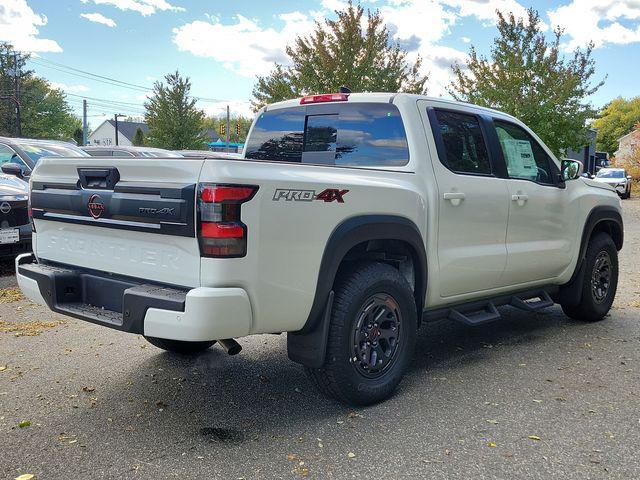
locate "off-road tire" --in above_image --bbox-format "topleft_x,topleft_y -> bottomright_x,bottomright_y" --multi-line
144,337 -> 216,354
561,232 -> 618,322
306,262 -> 417,406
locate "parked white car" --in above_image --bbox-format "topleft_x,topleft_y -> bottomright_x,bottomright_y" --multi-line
592,167 -> 632,199
16,93 -> 623,405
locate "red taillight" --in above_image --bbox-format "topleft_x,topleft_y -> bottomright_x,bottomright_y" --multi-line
197,184 -> 258,258
201,185 -> 256,203
300,93 -> 349,105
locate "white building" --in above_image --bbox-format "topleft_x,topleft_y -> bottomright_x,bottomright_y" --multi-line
88,120 -> 149,147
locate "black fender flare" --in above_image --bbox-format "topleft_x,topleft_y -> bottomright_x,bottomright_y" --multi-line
557,205 -> 623,306
287,215 -> 427,367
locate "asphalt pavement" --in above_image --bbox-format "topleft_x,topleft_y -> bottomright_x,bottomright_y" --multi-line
1,198 -> 639,479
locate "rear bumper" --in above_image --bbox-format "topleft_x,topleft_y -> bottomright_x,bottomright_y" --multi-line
15,253 -> 252,341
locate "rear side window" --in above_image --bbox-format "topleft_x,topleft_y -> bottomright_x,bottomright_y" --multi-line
434,110 -> 491,175
245,103 -> 409,167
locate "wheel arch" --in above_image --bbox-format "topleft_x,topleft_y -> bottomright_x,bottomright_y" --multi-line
287,215 -> 427,367
557,205 -> 623,307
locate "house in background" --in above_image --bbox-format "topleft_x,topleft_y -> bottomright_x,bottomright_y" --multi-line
614,128 -> 640,165
88,120 -> 149,147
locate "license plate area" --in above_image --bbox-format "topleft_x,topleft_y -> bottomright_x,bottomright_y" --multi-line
0,228 -> 19,244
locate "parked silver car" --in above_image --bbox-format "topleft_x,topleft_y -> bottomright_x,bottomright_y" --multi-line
592,167 -> 632,199
0,137 -> 89,178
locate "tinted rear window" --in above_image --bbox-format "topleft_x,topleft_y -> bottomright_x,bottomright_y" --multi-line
245,103 -> 409,167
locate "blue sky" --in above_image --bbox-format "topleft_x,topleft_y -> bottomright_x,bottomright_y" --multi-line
2,0 -> 640,128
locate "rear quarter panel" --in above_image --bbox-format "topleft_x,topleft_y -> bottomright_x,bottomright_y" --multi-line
198,159 -> 426,334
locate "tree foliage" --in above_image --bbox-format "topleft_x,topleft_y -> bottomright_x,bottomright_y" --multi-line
144,71 -> 207,149
592,97 -> 640,156
1,42 -> 80,139
252,1 -> 427,110
448,9 -> 604,157
132,127 -> 145,146
202,115 -> 252,143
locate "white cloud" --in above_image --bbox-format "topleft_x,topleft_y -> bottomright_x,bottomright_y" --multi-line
548,0 -> 640,50
173,13 -> 314,77
461,36 -> 471,43
50,82 -> 90,93
80,12 -> 117,27
83,0 -> 185,16
172,0 -> 536,97
0,0 -> 62,52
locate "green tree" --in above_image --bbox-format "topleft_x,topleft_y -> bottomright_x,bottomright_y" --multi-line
592,97 -> 640,156
203,115 -> 252,143
132,127 -> 145,146
144,71 -> 207,149
20,77 -> 82,139
73,127 -> 84,146
0,42 -> 31,136
448,9 -> 604,157
251,1 -> 427,110
1,42 -> 80,139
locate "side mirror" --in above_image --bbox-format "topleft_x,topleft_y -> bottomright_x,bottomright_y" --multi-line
628,176 -> 633,181
1,163 -> 23,178
560,159 -> 584,181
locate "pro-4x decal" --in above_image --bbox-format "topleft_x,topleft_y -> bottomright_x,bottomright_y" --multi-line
273,188 -> 349,203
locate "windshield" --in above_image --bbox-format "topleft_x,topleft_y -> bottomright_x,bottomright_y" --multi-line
596,169 -> 624,179
16,141 -> 88,164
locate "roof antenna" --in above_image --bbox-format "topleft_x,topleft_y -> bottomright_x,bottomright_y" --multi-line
339,86 -> 351,94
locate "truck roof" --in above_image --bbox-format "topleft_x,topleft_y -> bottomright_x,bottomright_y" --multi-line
263,92 -> 519,122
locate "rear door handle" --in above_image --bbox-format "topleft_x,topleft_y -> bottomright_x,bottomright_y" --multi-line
443,192 -> 466,206
511,193 -> 529,205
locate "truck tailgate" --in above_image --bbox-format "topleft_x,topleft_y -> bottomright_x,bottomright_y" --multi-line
30,157 -> 204,287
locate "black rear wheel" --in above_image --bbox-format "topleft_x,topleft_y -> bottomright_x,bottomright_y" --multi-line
144,337 -> 216,354
561,232 -> 618,322
306,262 -> 417,405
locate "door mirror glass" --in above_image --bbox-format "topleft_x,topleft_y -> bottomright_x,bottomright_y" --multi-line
561,159 -> 583,181
628,175 -> 633,181
1,162 -> 23,178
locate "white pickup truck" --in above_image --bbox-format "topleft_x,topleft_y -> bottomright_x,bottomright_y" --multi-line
16,93 -> 623,405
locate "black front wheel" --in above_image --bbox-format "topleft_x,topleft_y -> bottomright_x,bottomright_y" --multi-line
562,232 -> 618,322
144,337 -> 216,354
306,262 -> 417,405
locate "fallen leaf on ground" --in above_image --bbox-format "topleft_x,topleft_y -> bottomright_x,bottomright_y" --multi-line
487,442 -> 497,448
528,435 -> 541,441
486,420 -> 499,425
347,412 -> 362,419
15,474 -> 35,480
0,365 -> 7,372
0,287 -> 25,303
347,452 -> 356,459
0,319 -> 65,337
82,386 -> 95,392
18,420 -> 31,428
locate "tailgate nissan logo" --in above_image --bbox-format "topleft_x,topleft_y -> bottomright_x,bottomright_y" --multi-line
0,202 -> 10,214
87,194 -> 105,219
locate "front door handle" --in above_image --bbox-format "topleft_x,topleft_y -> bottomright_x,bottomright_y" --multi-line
443,192 -> 466,206
511,193 -> 529,206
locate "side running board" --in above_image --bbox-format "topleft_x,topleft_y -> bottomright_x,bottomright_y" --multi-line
510,291 -> 554,311
425,287 -> 558,327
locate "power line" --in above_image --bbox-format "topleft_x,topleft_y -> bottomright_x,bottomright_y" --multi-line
28,57 -> 227,103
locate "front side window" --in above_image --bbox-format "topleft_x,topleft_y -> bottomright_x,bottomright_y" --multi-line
245,103 -> 409,167
434,110 -> 491,175
494,121 -> 555,185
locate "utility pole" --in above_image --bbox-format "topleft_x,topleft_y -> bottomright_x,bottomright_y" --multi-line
82,99 -> 88,146
225,105 -> 231,153
13,51 -> 21,137
114,113 -> 124,145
